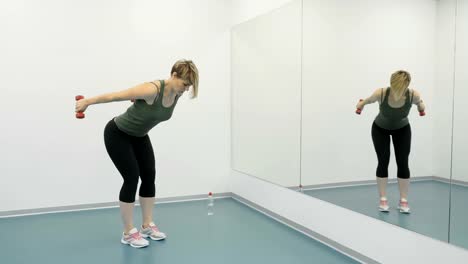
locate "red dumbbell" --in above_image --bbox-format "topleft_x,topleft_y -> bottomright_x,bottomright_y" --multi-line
356,99 -> 363,115
419,110 -> 426,116
75,95 -> 85,119
131,99 -> 135,102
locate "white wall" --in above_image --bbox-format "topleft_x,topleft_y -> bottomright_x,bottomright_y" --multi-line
231,0 -> 297,25
434,0 -> 457,181
452,0 -> 468,182
0,0 -> 232,212
231,0 -> 302,188
301,0 -> 437,186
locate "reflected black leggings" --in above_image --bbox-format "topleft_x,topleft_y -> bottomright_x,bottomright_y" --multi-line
371,122 -> 411,179
104,119 -> 156,203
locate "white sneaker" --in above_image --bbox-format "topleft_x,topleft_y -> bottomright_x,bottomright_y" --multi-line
121,228 -> 149,248
140,222 -> 167,241
398,199 -> 411,214
378,197 -> 390,212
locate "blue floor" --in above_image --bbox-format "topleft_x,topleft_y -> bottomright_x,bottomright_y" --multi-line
0,198 -> 359,264
304,180 -> 468,249
449,184 -> 468,250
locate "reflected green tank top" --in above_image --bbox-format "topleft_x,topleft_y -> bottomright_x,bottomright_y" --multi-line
114,80 -> 179,137
374,88 -> 413,130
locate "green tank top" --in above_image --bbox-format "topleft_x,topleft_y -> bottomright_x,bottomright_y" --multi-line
114,80 -> 179,137
374,87 -> 413,130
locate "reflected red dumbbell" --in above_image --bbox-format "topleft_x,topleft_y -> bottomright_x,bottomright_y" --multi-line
356,99 -> 363,115
419,110 -> 426,116
75,95 -> 85,119
131,99 -> 135,102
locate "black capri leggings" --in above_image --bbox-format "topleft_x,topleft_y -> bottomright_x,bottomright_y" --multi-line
371,122 -> 411,179
104,119 -> 156,203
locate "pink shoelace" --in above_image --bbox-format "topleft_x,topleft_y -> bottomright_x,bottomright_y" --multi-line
129,232 -> 143,240
149,224 -> 160,233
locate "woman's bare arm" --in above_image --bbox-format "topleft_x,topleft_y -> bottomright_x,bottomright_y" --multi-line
412,89 -> 426,112
357,88 -> 384,109
75,82 -> 159,112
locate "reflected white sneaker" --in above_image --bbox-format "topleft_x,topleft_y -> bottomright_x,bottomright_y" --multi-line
378,197 -> 390,212
398,198 -> 411,214
121,228 -> 149,248
140,222 -> 167,241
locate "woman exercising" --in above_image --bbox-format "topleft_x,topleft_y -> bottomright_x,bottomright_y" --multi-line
356,70 -> 425,214
75,59 -> 199,248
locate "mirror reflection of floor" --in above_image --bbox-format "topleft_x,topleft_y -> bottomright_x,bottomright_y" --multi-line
304,179 -> 468,249
448,184 -> 468,249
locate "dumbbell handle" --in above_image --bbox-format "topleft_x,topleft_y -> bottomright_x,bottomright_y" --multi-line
75,95 -> 85,119
356,99 -> 363,115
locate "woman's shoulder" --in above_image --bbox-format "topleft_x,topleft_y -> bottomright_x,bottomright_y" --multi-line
374,87 -> 388,95
149,80 -> 162,86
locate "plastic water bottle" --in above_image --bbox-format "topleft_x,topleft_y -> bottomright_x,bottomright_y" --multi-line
207,192 -> 214,216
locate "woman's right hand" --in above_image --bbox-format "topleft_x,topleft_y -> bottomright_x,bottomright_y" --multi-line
75,99 -> 89,113
356,100 -> 365,110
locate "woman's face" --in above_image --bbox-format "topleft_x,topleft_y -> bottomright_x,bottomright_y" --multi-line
172,73 -> 191,95
175,78 -> 190,95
